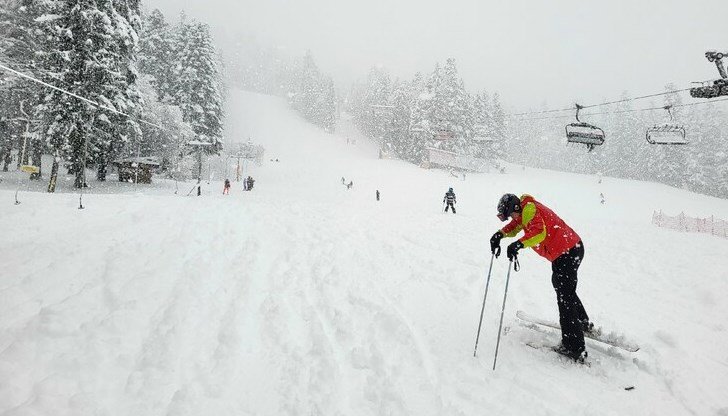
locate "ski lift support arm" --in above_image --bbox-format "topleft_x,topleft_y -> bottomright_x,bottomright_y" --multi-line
574,103 -> 585,122
706,51 -> 728,79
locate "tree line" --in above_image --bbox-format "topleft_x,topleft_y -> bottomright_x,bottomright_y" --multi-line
346,59 -> 728,199
0,2 -> 224,190
345,58 -> 507,164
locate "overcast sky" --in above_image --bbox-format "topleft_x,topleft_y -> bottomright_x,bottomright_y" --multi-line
146,0 -> 728,111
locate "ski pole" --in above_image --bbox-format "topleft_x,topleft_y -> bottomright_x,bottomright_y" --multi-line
473,252 -> 496,357
492,259 -> 514,370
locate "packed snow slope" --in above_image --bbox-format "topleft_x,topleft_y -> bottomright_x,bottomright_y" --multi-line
2,90 -> 728,416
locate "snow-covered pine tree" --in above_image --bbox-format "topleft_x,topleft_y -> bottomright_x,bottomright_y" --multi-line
319,77 -> 337,132
712,105 -> 728,197
425,59 -> 472,153
288,51 -> 337,132
490,92 -> 506,159
362,66 -> 391,141
139,8 -> 174,103
170,17 -> 223,153
683,102 -> 711,195
290,51 -> 319,121
471,92 -> 493,159
425,62 -> 445,147
137,74 -> 192,169
409,71 -> 433,162
685,97 -> 727,196
93,0 -> 143,181
0,0 -> 52,176
22,0 -> 143,189
388,79 -> 414,160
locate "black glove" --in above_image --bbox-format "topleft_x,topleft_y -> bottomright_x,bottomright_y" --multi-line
490,231 -> 503,257
507,240 -> 524,261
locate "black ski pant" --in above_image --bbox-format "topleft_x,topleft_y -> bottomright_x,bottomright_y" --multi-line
445,201 -> 456,213
551,241 -> 589,352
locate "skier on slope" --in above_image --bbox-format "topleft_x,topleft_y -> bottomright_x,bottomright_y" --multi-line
490,193 -> 593,362
223,179 -> 231,195
443,187 -> 456,213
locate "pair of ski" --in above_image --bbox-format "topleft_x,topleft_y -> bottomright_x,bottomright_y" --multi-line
517,310 -> 640,364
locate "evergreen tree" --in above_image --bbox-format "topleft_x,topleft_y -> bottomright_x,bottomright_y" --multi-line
388,80 -> 414,159
139,9 -> 174,102
0,0 -> 56,176
490,93 -> 506,159
361,66 -> 391,141
408,71 -> 433,162
170,17 -> 223,153
13,0 -> 144,189
137,75 -> 192,167
471,92 -> 494,158
320,77 -> 337,132
93,0 -> 143,181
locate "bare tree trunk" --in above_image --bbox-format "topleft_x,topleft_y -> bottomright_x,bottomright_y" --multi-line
1,147 -> 9,172
97,162 -> 107,181
47,153 -> 59,193
73,156 -> 85,189
71,122 -> 87,189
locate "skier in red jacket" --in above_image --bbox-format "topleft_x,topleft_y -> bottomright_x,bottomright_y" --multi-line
490,193 -> 592,361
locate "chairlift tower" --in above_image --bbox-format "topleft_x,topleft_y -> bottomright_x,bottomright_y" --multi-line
690,51 -> 728,98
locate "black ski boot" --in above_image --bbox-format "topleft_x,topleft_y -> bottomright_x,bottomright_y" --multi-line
553,344 -> 588,363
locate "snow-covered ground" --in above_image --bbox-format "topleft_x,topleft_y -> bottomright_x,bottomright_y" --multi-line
1,90 -> 728,416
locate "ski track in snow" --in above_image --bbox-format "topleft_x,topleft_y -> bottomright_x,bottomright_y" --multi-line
1,90 -> 728,415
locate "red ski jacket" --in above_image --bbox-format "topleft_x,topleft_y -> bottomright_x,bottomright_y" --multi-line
500,195 -> 581,262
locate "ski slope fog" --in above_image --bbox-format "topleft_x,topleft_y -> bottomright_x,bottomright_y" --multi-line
1,90 -> 728,415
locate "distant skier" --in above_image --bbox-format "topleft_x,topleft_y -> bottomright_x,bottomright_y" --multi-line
490,193 -> 593,362
600,193 -> 605,204
342,176 -> 346,185
223,179 -> 231,195
246,176 -> 255,191
347,180 -> 353,189
443,187 -> 456,213
376,190 -> 380,201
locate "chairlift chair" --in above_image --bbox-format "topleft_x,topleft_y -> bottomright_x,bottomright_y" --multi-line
646,106 -> 687,145
690,51 -> 728,98
565,104 -> 605,151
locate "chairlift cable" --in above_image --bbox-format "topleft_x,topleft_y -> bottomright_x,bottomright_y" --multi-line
581,88 -> 692,109
509,87 -> 693,118
513,96 -> 728,122
0,60 -> 169,132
